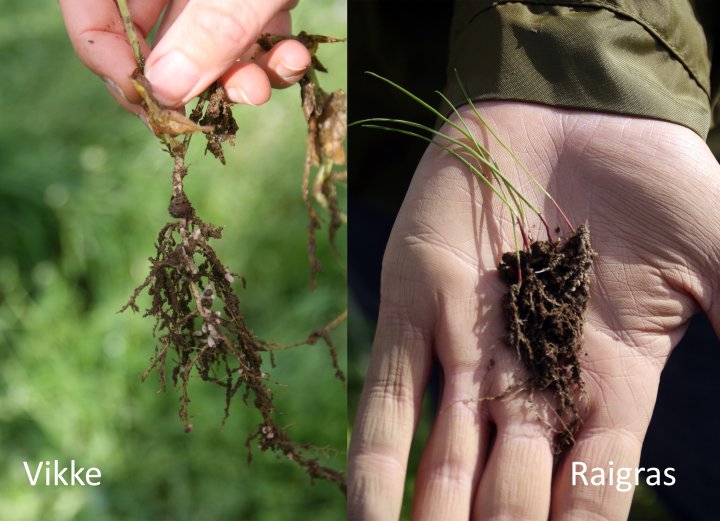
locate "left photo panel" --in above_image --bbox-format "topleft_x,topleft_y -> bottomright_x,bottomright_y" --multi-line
0,1 -> 347,519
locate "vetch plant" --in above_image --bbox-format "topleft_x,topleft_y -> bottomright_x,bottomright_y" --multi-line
114,0 -> 347,491
354,72 -> 595,452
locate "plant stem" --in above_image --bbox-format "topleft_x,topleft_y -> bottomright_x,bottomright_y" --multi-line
363,71 -> 576,237
438,90 -> 527,224
512,223 -> 522,285
116,0 -> 144,69
362,123 -> 517,213
453,70 -> 575,232
539,214 -> 553,241
518,218 -> 530,250
356,118 -> 539,216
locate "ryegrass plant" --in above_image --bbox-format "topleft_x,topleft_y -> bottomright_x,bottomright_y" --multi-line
354,72 -> 594,452
353,71 -> 575,267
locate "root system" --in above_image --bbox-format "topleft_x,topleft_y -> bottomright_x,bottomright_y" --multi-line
498,224 -> 595,452
114,7 -> 347,492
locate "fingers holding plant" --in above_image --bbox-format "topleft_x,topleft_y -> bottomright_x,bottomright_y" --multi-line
144,0 -> 308,106
58,0 -> 159,110
59,0 -> 310,111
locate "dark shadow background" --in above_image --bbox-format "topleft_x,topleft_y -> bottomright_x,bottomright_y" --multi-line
348,1 -> 720,519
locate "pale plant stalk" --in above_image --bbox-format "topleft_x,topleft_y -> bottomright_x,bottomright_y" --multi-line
116,0 -> 144,69
452,70 -> 573,231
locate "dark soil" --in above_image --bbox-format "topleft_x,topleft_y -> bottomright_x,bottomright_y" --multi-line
197,85 -> 238,164
498,224 -> 595,452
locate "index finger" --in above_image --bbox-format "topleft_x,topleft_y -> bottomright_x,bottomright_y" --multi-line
59,0 -> 168,104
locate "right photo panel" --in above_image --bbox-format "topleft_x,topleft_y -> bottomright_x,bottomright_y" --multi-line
348,1 -> 720,520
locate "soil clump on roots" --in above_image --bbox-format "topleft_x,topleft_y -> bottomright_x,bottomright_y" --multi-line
498,224 -> 595,452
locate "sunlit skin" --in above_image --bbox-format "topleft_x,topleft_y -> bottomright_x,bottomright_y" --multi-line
350,102 -> 720,520
58,0 -> 311,113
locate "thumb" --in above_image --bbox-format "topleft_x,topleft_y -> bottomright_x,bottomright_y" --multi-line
145,0 -> 296,107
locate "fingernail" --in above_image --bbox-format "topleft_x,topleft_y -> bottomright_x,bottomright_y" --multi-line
277,60 -> 308,81
103,77 -> 128,102
227,87 -> 257,106
145,51 -> 203,106
137,113 -> 155,134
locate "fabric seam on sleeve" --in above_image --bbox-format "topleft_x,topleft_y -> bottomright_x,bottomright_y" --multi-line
467,0 -> 711,99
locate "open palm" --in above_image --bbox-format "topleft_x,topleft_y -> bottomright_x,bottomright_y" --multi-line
350,102 -> 720,520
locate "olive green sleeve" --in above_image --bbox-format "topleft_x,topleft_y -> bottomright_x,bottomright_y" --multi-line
443,0 -> 714,138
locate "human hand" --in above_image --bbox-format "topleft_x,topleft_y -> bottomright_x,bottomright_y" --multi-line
349,102 -> 720,519
59,0 -> 310,114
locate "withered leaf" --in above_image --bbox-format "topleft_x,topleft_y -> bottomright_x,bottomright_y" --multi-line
131,70 -> 214,137
318,90 -> 346,165
301,77 -> 346,166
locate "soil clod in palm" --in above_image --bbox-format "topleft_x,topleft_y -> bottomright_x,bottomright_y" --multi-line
498,224 -> 595,452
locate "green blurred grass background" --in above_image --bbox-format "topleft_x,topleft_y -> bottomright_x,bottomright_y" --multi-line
0,1 -> 346,520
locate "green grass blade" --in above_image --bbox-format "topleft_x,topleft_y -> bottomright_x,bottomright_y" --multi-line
364,71 -> 468,139
436,89 -> 529,224
361,123 -> 517,214
356,117 -> 541,216
453,69 -> 574,230
361,72 -> 544,221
